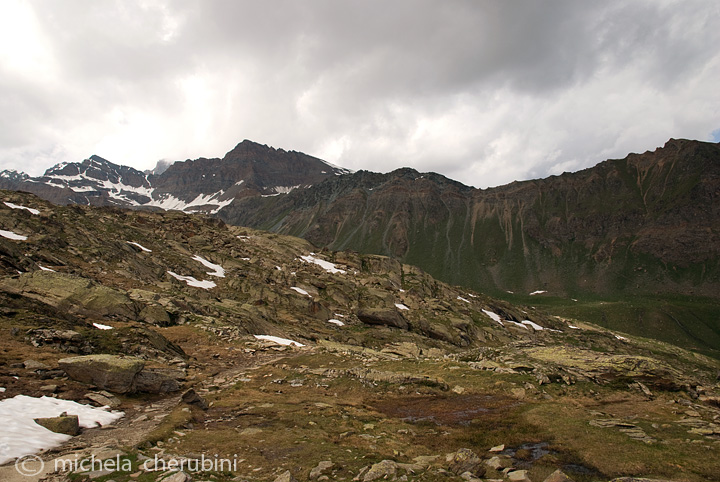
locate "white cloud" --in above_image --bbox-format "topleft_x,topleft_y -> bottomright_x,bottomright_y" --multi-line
0,0 -> 718,187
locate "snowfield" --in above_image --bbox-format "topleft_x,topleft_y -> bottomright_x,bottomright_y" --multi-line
0,395 -> 123,465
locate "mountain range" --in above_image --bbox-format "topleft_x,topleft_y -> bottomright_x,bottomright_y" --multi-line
2,137 -> 719,356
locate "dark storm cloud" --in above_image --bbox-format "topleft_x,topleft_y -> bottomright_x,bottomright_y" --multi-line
0,0 -> 718,187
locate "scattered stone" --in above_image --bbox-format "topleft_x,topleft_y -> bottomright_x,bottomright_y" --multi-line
24,359 -> 50,371
542,469 -> 575,482
363,460 -> 397,481
86,391 -> 121,408
181,388 -> 209,410
446,448 -> 484,476
485,455 -> 513,471
309,460 -> 334,479
508,469 -> 532,482
452,385 -> 466,394
510,387 -> 526,399
161,471 -> 193,482
34,413 -> 80,436
133,368 -> 183,393
412,455 -> 439,466
489,444 -> 505,453
273,470 -> 298,482
637,382 -> 654,398
40,384 -> 58,392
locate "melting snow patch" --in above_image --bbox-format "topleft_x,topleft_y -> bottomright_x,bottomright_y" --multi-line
299,254 -> 346,274
520,320 -> 545,331
395,303 -> 409,311
482,309 -> 504,325
615,334 -> 628,341
0,387 -> 5,392
328,319 -> 345,326
253,335 -> 305,347
0,395 -> 123,465
4,201 -> 40,215
38,265 -> 55,272
127,241 -> 151,252
93,323 -> 113,330
290,287 -> 310,296
167,271 -> 216,289
506,320 -> 529,330
457,296 -> 471,303
192,255 -> 225,277
0,229 -> 27,241
529,290 -> 547,296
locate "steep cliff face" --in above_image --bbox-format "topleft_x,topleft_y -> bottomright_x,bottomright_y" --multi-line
221,139 -> 720,298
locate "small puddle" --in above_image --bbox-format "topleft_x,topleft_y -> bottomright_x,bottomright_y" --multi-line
372,394 -> 511,426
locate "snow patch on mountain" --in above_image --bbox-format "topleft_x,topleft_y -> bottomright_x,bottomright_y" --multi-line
0,229 -> 27,241
4,202 -> 40,215
167,271 -> 216,289
299,254 -> 346,274
192,255 -> 225,277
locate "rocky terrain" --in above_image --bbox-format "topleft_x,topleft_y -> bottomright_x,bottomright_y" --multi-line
2,138 -> 719,356
1,190 -> 719,482
0,140 -> 350,214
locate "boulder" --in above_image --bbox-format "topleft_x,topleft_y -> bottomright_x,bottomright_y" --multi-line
446,448 -> 484,476
34,413 -> 80,436
59,355 -> 145,393
133,368 -> 183,393
357,308 -> 408,330
363,460 -> 397,481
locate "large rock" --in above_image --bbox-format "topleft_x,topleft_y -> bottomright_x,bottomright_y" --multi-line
357,308 -> 408,330
446,448 -> 484,476
34,414 -> 80,436
0,271 -> 137,319
59,355 -> 145,393
133,368 -> 183,393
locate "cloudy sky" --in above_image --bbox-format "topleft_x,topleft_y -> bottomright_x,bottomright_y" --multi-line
1,0 -> 718,188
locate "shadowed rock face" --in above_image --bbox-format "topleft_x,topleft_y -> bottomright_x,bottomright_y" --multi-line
221,139 -> 720,299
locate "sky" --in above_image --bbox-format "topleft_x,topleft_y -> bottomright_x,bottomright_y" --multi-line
0,0 -> 718,189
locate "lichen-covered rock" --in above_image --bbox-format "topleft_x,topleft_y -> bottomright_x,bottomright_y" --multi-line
363,460 -> 397,481
58,354 -> 145,393
446,448 -> 484,476
0,271 -> 137,319
34,413 -> 80,436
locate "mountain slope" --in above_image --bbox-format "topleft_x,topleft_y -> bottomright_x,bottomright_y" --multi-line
1,189 -> 720,482
221,139 -> 720,299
